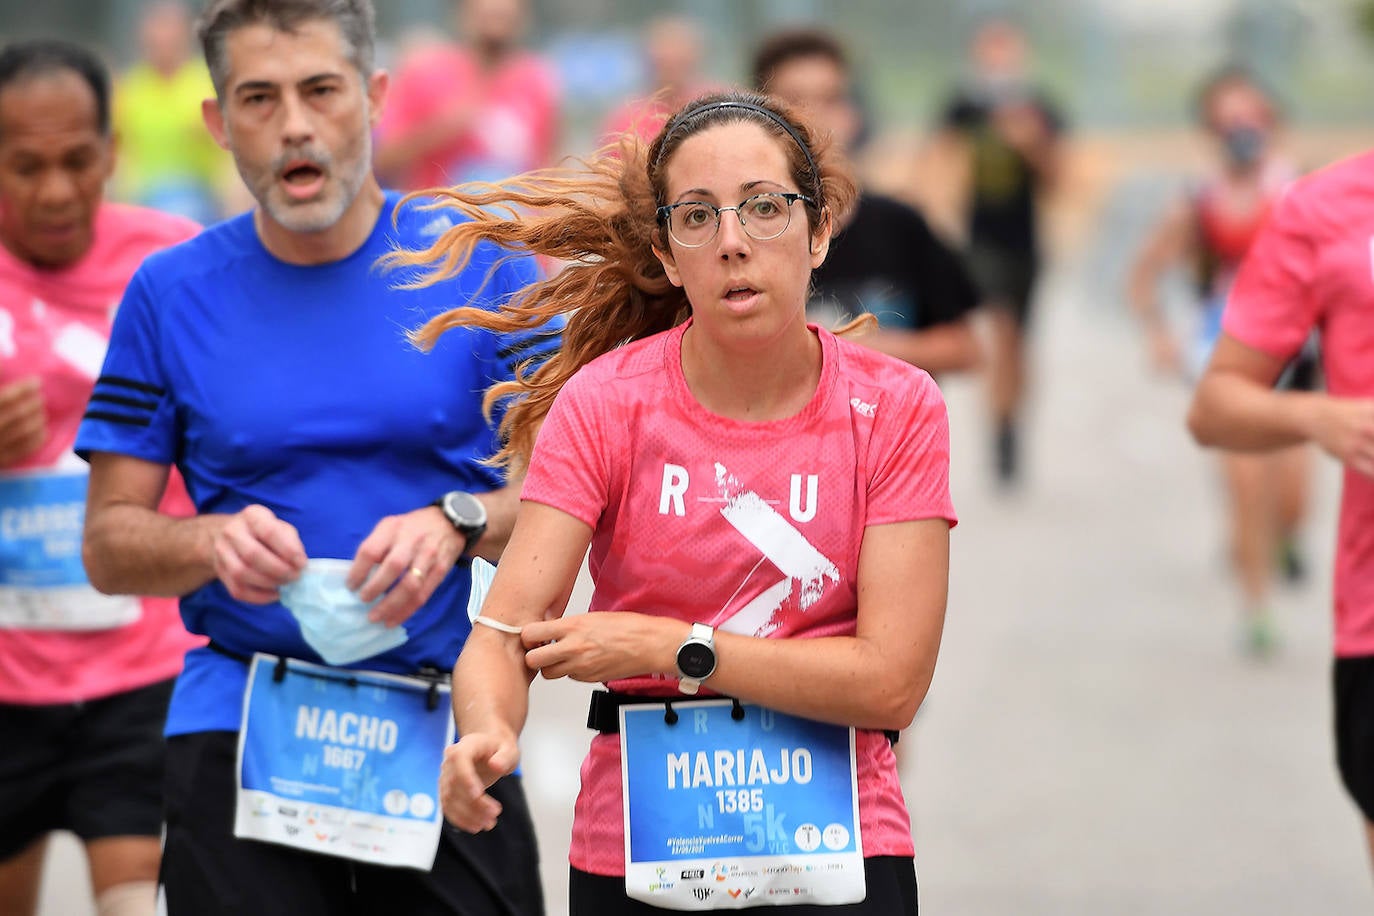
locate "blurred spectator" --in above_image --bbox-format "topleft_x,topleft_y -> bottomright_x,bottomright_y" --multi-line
114,1 -> 228,224
599,14 -> 713,149
754,26 -> 981,377
1130,65 -> 1314,656
375,0 -> 558,189
933,15 -> 1066,485
0,37 -> 200,916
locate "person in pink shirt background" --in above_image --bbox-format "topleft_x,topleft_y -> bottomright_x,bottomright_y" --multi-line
374,0 -> 559,190
398,90 -> 954,913
1188,151 -> 1374,870
0,39 -> 200,916
598,14 -> 715,150
1130,66 -> 1315,657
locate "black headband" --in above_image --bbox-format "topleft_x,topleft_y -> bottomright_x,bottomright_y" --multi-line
655,100 -> 821,199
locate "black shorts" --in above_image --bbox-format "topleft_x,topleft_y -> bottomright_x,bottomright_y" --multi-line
1335,655 -> 1374,822
0,677 -> 175,860
966,243 -> 1038,328
568,856 -> 917,915
160,730 -> 544,915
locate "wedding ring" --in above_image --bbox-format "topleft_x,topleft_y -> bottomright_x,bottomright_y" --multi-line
409,566 -> 425,580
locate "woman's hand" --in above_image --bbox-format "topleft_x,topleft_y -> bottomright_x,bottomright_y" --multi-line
521,612 -> 683,683
438,731 -> 521,833
1308,396 -> 1374,479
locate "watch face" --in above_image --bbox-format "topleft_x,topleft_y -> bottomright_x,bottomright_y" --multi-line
677,641 -> 716,679
442,491 -> 486,529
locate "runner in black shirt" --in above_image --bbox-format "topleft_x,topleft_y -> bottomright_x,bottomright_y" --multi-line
935,16 -> 1065,483
754,28 -> 981,377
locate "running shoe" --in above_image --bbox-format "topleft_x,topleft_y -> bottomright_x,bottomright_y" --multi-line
1277,537 -> 1307,584
1239,613 -> 1278,659
995,419 -> 1018,485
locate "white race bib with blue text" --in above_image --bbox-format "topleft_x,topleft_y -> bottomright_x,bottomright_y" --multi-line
0,471 -> 140,630
620,700 -> 865,909
234,655 -> 454,870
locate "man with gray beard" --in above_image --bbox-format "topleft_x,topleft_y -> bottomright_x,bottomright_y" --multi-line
75,1 -> 554,913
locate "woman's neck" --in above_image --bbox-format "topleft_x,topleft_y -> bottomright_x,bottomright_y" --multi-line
679,321 -> 823,422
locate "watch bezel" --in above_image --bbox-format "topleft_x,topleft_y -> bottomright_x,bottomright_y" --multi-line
440,490 -> 487,530
435,490 -> 488,560
675,623 -> 717,685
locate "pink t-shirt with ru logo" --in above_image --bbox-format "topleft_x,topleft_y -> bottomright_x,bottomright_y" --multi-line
522,321 -> 957,875
1223,150 -> 1374,659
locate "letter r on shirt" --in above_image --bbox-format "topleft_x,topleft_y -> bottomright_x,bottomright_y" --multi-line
660,464 -> 688,516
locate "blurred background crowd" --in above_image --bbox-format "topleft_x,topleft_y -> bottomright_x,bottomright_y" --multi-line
5,0 -> 1374,348
9,0 -> 1374,912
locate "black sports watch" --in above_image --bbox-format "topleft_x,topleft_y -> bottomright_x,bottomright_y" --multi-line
675,623 -> 717,695
433,490 -> 488,560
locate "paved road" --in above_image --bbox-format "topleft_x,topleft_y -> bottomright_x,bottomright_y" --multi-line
38,254 -> 1369,913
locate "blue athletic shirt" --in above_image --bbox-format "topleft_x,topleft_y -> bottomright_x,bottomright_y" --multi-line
74,192 -> 559,736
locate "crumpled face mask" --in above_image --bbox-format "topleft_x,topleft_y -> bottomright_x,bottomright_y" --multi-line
467,557 -> 496,624
279,559 -> 409,666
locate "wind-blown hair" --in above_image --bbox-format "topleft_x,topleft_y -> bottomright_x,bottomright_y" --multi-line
389,89 -> 858,468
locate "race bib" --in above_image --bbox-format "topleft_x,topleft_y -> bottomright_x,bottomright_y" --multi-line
234,655 -> 454,870
621,700 -> 864,909
0,471 -> 139,630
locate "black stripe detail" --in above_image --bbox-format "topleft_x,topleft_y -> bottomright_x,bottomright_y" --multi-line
83,410 -> 152,428
497,339 -> 538,362
88,392 -> 158,411
97,375 -> 165,396
499,341 -> 561,365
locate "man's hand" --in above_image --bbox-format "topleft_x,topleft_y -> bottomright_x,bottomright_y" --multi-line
1310,397 -> 1374,478
0,377 -> 46,467
992,101 -> 1050,157
348,505 -> 462,627
211,504 -> 308,604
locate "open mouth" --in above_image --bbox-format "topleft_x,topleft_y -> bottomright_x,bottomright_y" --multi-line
280,161 -> 326,199
725,286 -> 758,303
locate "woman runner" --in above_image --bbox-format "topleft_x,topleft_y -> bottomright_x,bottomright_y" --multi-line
401,91 -> 956,913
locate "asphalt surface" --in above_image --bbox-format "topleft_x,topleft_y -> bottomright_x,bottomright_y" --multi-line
38,252 -> 1371,914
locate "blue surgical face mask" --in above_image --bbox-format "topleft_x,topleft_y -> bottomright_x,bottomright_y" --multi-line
467,557 -> 497,624
1221,125 -> 1266,169
279,559 -> 409,666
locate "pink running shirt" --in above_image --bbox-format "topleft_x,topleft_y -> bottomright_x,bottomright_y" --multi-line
521,322 -> 957,875
379,44 -> 558,190
0,202 -> 202,705
1223,149 -> 1374,657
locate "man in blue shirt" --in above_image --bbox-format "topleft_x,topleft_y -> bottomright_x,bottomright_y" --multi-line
75,1 -> 552,913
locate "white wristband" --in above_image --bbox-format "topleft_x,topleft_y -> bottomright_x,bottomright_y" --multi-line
472,615 -> 522,635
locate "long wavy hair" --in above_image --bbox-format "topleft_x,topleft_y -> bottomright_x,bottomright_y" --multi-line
386,89 -> 860,468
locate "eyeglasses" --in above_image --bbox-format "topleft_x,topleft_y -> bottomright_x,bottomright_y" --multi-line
656,192 -> 815,248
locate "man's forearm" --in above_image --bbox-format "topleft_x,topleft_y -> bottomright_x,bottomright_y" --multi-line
471,481 -> 522,562
1188,372 -> 1320,452
84,505 -> 227,597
